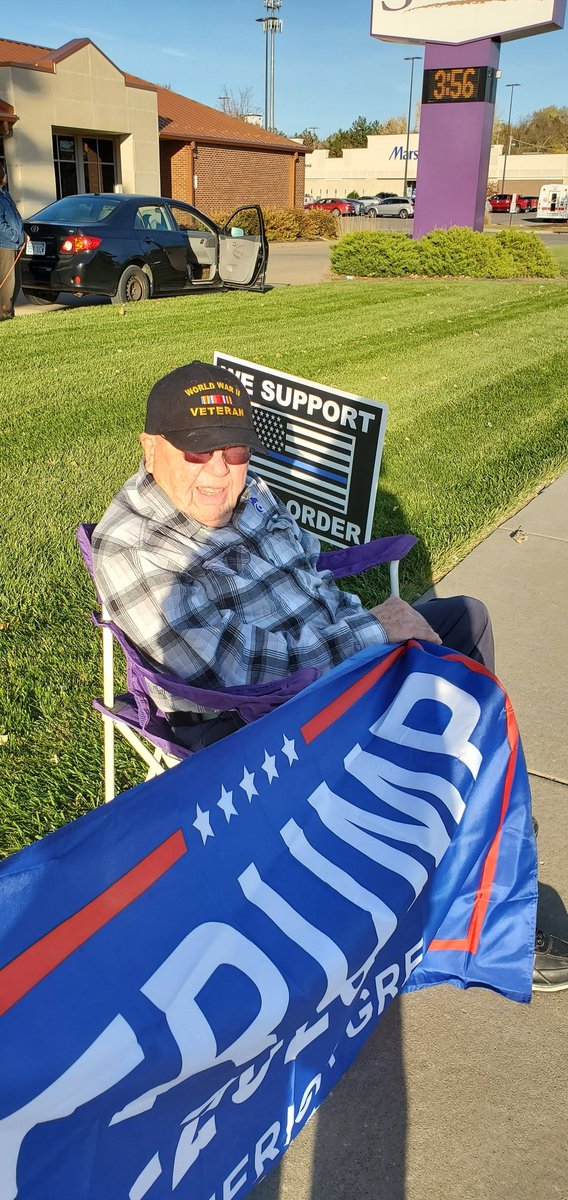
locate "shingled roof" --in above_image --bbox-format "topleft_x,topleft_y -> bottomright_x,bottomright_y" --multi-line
0,36 -> 304,154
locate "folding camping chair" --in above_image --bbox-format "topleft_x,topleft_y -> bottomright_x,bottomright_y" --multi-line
77,524 -> 417,803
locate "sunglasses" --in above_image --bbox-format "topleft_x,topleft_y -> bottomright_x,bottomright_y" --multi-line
182,445 -> 251,466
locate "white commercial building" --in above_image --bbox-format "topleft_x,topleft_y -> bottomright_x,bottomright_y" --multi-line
305,134 -> 568,199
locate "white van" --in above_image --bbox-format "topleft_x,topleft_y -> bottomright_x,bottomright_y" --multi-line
537,184 -> 568,220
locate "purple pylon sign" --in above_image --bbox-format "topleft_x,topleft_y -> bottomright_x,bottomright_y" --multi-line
413,38 -> 500,238
370,0 -> 566,239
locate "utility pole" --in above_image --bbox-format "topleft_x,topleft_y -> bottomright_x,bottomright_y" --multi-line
403,55 -> 422,199
256,0 -> 283,130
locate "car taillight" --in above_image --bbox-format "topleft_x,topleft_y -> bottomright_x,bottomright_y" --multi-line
60,235 -> 102,254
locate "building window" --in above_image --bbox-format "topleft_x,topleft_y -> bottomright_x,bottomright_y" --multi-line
82,137 -> 116,193
53,134 -> 79,198
53,133 -> 118,197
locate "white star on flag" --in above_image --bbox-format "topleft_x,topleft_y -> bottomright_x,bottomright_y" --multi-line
281,735 -> 299,766
193,804 -> 214,844
240,766 -> 258,802
218,785 -> 237,822
261,751 -> 279,784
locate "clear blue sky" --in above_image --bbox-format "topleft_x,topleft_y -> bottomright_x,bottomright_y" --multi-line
2,0 -> 567,135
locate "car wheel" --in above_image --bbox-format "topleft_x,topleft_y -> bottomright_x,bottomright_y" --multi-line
112,265 -> 150,304
22,288 -> 59,305
331,207 -> 342,215
367,207 -> 378,217
398,208 -> 411,219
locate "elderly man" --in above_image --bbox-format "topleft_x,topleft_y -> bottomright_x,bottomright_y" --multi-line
93,361 -> 494,699
93,361 -> 567,991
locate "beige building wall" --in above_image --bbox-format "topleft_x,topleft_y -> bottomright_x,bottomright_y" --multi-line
305,135 -> 568,199
305,136 -> 420,198
0,43 -> 160,216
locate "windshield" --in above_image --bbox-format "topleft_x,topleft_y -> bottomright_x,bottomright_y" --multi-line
30,195 -> 122,224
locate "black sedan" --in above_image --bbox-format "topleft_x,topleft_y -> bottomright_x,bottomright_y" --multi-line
21,193 -> 268,304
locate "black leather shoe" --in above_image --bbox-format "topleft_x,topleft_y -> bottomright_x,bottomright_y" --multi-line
533,929 -> 568,992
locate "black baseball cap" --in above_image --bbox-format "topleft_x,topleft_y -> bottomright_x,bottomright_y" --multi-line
144,361 -> 266,454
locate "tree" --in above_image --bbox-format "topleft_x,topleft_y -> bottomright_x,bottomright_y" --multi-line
513,106 -> 568,153
219,86 -> 260,121
492,106 -> 568,154
324,115 -> 385,157
382,115 -> 407,134
491,113 -> 509,147
293,128 -> 321,152
317,114 -> 415,157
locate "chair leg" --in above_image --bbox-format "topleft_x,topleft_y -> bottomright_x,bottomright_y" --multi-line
103,716 -> 116,804
145,745 -> 169,781
115,720 -> 180,774
389,560 -> 400,597
101,608 -> 117,803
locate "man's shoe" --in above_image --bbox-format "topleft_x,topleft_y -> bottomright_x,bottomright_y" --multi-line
533,929 -> 568,992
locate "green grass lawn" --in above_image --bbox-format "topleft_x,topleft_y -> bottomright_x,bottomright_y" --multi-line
1,275 -> 567,856
549,241 -> 568,275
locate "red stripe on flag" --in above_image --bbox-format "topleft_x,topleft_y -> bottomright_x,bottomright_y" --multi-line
301,644 -> 408,744
429,652 -> 519,955
0,829 -> 187,1018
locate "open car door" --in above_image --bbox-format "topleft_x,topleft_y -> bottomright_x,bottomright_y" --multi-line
218,205 -> 268,290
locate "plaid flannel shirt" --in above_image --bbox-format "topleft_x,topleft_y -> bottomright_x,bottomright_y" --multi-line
92,465 -> 387,711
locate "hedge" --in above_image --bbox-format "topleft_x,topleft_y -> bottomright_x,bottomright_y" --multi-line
330,226 -> 559,279
210,206 -> 339,242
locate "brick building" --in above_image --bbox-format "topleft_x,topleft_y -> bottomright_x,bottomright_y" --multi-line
0,36 -> 305,217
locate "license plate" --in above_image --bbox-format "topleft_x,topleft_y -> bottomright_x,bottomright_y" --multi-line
26,241 -> 46,256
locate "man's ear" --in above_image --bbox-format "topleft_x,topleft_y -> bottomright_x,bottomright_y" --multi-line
139,432 -> 155,472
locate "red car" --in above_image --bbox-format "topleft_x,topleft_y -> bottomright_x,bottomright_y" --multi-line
488,193 -> 538,213
304,198 -> 357,216
516,195 -> 538,212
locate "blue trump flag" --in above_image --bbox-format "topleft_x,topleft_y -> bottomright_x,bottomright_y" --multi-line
0,641 -> 537,1200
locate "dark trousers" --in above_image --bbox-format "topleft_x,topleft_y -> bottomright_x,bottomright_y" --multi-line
0,246 -> 17,319
414,595 -> 495,673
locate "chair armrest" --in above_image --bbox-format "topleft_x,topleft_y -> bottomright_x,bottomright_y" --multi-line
317,534 -> 417,580
92,613 -> 319,724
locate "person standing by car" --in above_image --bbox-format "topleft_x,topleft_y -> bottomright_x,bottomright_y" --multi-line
0,166 -> 25,321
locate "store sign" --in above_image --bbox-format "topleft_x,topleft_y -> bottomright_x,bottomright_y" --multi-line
371,0 -> 566,46
214,353 -> 387,548
389,145 -> 418,161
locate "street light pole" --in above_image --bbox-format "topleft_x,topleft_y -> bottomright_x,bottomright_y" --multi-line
500,82 -> 520,194
256,0 -> 282,131
403,55 -> 422,199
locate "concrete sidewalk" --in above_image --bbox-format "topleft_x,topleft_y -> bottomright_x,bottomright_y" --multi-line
254,473 -> 568,1200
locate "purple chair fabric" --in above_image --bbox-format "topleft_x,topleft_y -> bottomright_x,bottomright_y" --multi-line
77,523 -> 417,754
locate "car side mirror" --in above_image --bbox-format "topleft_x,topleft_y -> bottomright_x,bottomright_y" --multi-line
230,227 -> 244,238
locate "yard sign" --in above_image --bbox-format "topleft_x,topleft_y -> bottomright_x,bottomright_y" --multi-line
214,353 -> 387,548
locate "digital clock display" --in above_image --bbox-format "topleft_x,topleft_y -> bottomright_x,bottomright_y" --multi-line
422,66 -> 497,105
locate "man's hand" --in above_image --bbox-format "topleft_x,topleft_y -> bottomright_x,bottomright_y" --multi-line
369,595 -> 442,645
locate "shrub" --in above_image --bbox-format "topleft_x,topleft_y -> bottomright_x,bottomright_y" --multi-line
494,228 -> 558,278
417,226 -> 516,278
330,231 -> 420,276
330,226 -> 559,279
210,206 -> 339,242
300,209 -> 339,239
